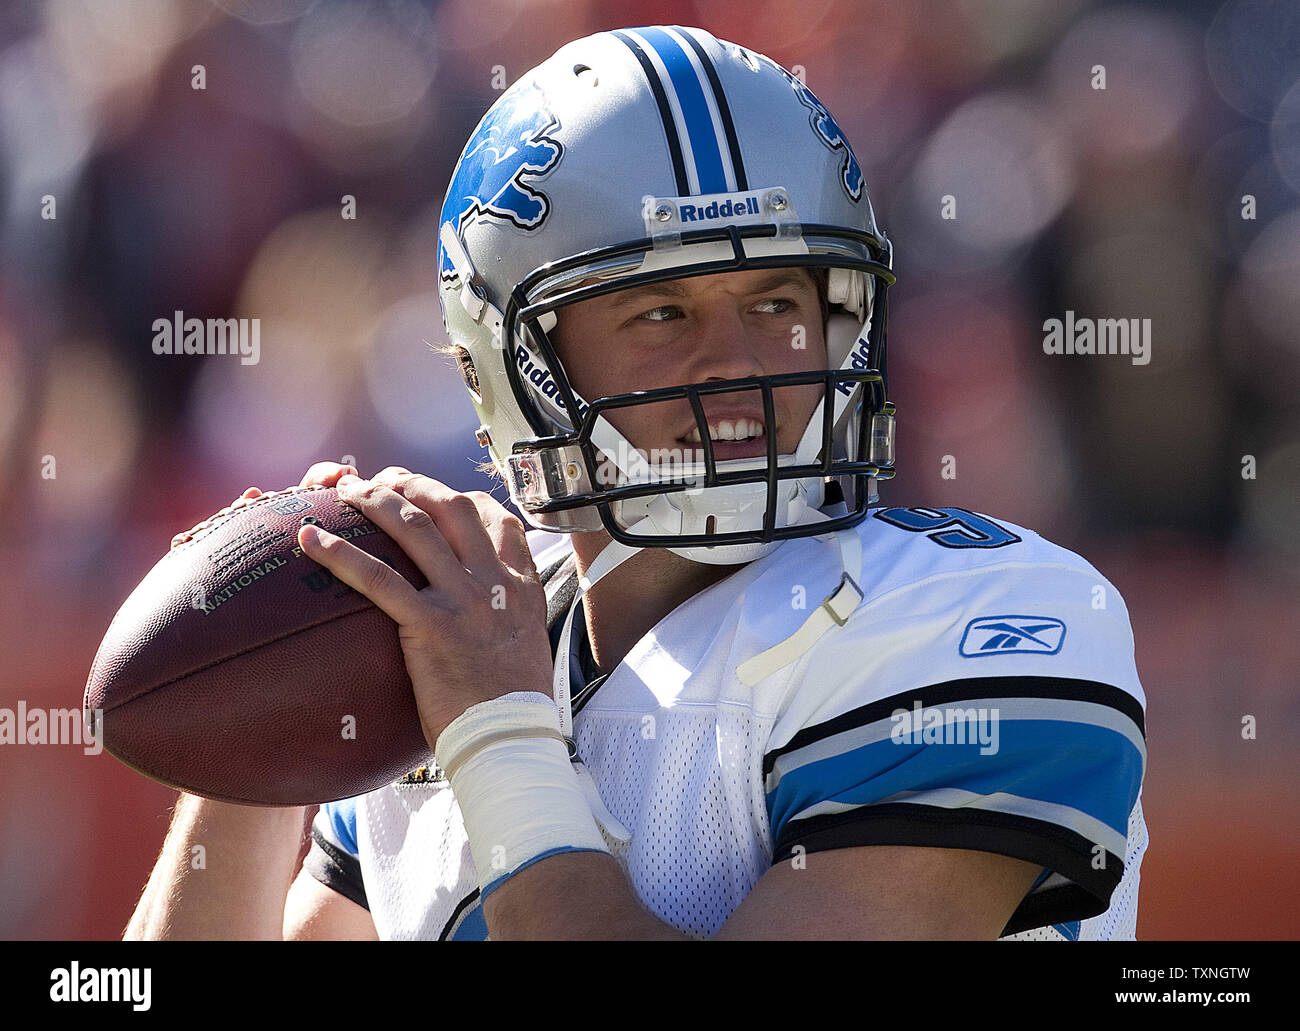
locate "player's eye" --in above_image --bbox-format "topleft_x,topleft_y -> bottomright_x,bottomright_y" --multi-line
754,297 -> 797,314
637,305 -> 682,322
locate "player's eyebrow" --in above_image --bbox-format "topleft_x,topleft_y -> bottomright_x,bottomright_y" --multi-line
604,269 -> 815,308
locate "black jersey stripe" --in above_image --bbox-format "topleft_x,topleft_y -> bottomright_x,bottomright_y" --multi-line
305,826 -> 370,912
772,801 -> 1125,936
762,676 -> 1146,777
438,889 -> 482,941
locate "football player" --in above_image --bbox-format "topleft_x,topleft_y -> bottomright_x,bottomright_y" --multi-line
128,26 -> 1146,941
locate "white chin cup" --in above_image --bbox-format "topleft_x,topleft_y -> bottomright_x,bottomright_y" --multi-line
612,468 -> 827,566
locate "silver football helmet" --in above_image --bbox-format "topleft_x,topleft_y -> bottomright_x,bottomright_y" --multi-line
437,25 -> 896,565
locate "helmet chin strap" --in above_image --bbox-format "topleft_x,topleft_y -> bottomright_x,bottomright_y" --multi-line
656,476 -> 824,565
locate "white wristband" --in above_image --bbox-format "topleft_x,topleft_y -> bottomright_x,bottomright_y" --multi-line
435,692 -> 609,899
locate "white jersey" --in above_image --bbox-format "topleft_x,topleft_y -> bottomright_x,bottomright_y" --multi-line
306,505 -> 1147,940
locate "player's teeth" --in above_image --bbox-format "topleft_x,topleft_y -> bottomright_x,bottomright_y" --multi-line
684,420 -> 765,443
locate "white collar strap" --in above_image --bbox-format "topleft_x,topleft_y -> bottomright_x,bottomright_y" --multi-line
735,515 -> 864,686
549,527 -> 645,846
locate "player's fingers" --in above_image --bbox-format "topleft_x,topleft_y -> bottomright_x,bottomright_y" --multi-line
297,524 -> 429,628
354,475 -> 504,583
299,461 -> 359,489
371,466 -> 413,486
461,491 -> 537,580
335,476 -> 475,588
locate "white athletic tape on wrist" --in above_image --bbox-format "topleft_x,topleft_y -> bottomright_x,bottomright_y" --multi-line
435,692 -> 610,899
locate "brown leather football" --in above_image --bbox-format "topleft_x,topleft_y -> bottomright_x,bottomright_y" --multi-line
83,484 -> 432,806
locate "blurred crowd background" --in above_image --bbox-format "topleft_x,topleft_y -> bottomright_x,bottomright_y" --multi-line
1,0 -> 1296,939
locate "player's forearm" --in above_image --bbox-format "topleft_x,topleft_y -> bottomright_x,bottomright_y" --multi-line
481,850 -> 691,940
124,793 -> 308,940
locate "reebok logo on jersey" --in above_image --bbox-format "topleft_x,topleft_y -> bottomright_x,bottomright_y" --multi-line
959,615 -> 1065,657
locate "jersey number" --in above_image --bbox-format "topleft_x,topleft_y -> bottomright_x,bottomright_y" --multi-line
873,507 -> 1022,549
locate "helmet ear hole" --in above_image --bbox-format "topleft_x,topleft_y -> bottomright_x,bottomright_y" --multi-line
454,346 -> 482,401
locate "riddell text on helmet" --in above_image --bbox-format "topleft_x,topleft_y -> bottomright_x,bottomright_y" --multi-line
514,344 -> 591,420
678,195 -> 761,221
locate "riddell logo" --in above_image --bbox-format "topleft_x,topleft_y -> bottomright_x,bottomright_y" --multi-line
514,345 -> 589,420
679,195 -> 761,222
645,188 -> 776,234
835,335 -> 873,395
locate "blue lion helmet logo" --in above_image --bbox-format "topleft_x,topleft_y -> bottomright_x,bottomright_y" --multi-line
771,63 -> 863,203
439,81 -> 563,280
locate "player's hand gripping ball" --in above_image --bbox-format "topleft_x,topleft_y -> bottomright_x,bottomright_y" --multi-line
83,463 -> 550,805
300,467 -> 555,751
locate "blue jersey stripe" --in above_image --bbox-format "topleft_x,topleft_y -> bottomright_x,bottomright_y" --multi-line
767,719 -> 1144,847
634,26 -> 729,194
321,797 -> 361,857
479,845 -> 609,901
451,903 -> 489,940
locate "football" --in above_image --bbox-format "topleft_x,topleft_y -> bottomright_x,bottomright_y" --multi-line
83,484 -> 432,806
